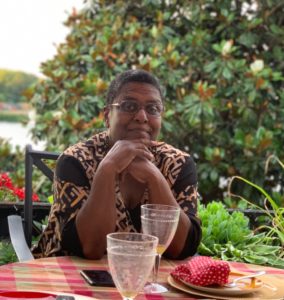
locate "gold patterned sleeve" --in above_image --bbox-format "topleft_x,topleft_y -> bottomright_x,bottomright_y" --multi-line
53,177 -> 90,256
171,157 -> 202,259
53,177 -> 89,224
32,155 -> 91,258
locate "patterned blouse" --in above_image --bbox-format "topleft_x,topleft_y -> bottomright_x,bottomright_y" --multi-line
32,131 -> 201,259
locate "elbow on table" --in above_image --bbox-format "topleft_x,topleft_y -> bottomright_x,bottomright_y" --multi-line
82,244 -> 106,260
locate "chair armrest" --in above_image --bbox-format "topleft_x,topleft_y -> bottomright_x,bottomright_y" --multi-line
7,215 -> 34,262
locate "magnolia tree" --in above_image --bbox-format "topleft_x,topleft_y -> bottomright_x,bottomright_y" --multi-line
28,0 -> 284,204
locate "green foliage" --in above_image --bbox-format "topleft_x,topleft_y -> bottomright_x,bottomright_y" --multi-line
228,155 -> 284,247
0,216 -> 47,265
31,160 -> 57,203
0,69 -> 38,103
198,201 -> 284,268
0,139 -> 25,187
0,241 -> 17,265
0,139 -> 51,203
27,1 -> 284,202
198,201 -> 251,247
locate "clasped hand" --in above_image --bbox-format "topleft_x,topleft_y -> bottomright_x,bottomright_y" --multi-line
103,139 -> 158,184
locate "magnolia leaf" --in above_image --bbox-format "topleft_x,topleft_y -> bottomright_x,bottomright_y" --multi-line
238,32 -> 259,48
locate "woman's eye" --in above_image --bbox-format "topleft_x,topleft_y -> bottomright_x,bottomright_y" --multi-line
122,102 -> 138,112
147,105 -> 160,115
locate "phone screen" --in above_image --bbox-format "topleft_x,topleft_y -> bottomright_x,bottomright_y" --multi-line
80,270 -> 115,287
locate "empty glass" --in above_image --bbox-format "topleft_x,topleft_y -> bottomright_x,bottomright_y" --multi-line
107,232 -> 158,300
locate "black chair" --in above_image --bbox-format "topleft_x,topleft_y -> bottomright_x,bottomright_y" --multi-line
8,144 -> 59,261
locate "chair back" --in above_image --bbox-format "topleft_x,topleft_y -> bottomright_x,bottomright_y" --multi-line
8,215 -> 34,262
24,144 -> 59,247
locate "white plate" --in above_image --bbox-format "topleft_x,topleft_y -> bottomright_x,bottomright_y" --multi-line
180,278 -> 263,296
168,273 -> 264,297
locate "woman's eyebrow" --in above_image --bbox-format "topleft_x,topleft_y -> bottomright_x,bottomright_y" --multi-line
122,96 -> 162,104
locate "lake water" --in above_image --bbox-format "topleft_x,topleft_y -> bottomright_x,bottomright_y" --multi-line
0,121 -> 45,150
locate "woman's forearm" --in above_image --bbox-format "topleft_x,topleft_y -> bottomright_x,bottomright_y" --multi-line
76,162 -> 117,259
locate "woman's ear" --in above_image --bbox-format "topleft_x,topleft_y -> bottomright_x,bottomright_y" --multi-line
103,106 -> 110,128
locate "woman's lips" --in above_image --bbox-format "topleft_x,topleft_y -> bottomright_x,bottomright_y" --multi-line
127,129 -> 151,139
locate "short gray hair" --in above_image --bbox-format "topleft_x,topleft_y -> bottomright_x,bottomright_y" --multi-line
106,69 -> 163,105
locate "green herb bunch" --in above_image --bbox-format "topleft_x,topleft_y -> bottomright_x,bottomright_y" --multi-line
198,201 -> 284,268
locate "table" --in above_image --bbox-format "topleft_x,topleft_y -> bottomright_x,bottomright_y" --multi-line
0,256 -> 284,299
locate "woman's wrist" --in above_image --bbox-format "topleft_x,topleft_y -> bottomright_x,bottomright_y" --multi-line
96,159 -> 117,178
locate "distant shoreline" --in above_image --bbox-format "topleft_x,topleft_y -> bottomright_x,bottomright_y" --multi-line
0,110 -> 29,123
0,102 -> 31,122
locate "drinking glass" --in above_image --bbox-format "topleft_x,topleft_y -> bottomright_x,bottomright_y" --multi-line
141,204 -> 180,293
107,232 -> 158,300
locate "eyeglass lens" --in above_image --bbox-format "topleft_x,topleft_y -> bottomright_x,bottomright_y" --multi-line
113,101 -> 163,116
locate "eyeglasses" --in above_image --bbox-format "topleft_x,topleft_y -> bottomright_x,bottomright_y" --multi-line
111,101 -> 163,117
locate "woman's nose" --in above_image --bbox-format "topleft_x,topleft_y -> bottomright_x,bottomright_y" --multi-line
133,107 -> 148,122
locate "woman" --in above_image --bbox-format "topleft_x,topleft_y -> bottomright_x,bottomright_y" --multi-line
32,69 -> 201,259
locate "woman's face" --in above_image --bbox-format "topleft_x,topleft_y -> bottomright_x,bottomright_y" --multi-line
104,82 -> 163,144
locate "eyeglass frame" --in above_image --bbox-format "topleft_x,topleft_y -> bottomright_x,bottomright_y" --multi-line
109,100 -> 164,117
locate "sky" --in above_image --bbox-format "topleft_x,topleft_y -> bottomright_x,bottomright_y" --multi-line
0,0 -> 85,77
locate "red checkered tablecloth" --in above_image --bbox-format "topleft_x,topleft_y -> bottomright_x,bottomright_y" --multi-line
0,256 -> 283,299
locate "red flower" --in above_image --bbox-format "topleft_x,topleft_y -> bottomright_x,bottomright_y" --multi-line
0,173 -> 13,189
13,188 -> 25,200
0,173 -> 40,202
32,193 -> 39,202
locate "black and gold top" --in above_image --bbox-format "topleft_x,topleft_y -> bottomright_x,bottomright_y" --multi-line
32,131 -> 201,259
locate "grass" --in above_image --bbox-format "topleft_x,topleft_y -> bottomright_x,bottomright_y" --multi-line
228,155 -> 284,248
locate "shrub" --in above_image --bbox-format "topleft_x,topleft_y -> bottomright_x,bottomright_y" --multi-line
27,0 -> 284,204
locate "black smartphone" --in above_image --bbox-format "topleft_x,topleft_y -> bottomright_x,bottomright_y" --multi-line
80,269 -> 115,287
